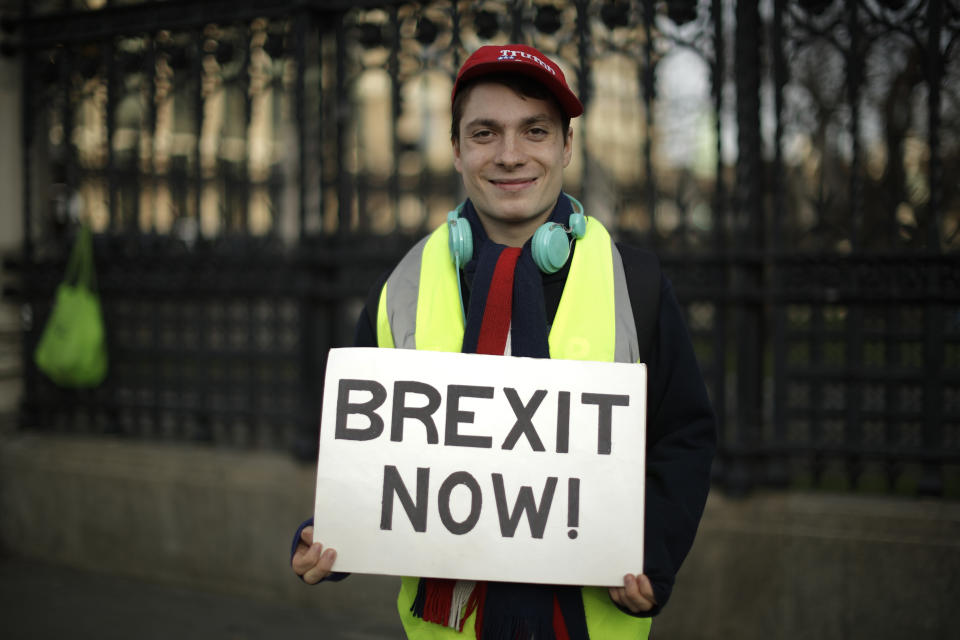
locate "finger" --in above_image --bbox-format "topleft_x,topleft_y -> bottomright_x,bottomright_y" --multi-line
292,542 -> 323,575
291,526 -> 317,571
635,574 -> 656,602
318,547 -> 337,573
608,587 -> 624,607
302,548 -> 337,585
299,526 -> 315,546
622,574 -> 655,613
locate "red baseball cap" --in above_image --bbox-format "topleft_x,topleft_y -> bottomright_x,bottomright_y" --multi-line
452,44 -> 584,118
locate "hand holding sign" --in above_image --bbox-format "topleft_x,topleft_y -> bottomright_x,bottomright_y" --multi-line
313,347 -> 647,586
610,573 -> 658,613
291,526 -> 337,584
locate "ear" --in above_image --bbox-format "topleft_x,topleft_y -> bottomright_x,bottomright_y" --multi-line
562,127 -> 573,168
452,138 -> 463,174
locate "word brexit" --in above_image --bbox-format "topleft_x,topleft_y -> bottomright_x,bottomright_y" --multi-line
334,378 -> 631,455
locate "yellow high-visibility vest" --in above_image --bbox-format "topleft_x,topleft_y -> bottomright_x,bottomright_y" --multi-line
376,216 -> 651,639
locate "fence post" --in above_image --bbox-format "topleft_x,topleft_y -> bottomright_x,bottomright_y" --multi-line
917,0 -> 946,497
727,0 -> 765,495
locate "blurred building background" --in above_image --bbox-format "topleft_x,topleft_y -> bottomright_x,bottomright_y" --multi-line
0,1 -> 958,639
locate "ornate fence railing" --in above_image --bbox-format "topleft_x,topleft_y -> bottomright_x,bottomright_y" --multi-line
1,0 -> 958,496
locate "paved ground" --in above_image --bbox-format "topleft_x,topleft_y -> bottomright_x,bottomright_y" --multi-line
0,554 -> 406,639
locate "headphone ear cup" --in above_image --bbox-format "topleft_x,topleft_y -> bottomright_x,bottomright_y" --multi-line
531,223 -> 571,274
448,216 -> 474,267
569,212 -> 587,239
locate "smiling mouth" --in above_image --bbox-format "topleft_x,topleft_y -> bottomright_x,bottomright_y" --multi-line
489,178 -> 537,191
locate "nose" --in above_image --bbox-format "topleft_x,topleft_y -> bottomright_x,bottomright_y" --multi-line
495,132 -> 526,169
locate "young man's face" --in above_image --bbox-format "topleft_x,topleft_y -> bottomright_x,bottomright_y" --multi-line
452,81 -> 573,247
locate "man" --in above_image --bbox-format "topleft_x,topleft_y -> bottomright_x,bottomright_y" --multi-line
292,44 -> 716,639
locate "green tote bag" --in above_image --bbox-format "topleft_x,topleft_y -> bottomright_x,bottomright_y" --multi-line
34,223 -> 108,388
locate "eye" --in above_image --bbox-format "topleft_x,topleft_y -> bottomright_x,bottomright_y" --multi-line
527,127 -> 550,139
469,129 -> 494,141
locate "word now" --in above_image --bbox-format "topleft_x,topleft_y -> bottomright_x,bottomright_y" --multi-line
335,379 -> 630,455
381,465 -> 582,539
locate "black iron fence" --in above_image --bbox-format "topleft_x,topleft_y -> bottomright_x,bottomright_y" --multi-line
2,0 -> 958,496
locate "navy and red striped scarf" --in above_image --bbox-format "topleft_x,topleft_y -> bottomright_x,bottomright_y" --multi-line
409,195 -> 589,640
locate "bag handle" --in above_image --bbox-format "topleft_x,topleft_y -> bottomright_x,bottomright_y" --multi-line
64,223 -> 97,291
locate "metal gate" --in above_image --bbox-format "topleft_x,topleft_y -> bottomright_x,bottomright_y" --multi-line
2,0 -> 959,495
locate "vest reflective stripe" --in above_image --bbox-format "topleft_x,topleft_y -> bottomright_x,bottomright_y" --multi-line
376,216 -> 650,639
379,226 -> 464,352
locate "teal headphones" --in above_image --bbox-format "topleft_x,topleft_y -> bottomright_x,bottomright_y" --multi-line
447,194 -> 587,274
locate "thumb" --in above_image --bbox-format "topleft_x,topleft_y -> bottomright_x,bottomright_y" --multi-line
636,574 -> 656,603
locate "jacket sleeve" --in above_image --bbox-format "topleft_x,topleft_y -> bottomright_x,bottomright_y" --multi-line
353,270 -> 390,347
638,275 -> 717,616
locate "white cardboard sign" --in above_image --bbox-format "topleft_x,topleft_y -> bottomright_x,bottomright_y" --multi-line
312,347 -> 646,586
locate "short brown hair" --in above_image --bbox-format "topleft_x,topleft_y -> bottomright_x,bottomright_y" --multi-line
451,73 -> 572,143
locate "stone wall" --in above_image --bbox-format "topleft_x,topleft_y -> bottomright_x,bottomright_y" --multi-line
1,433 -> 956,639
659,491 -> 958,639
